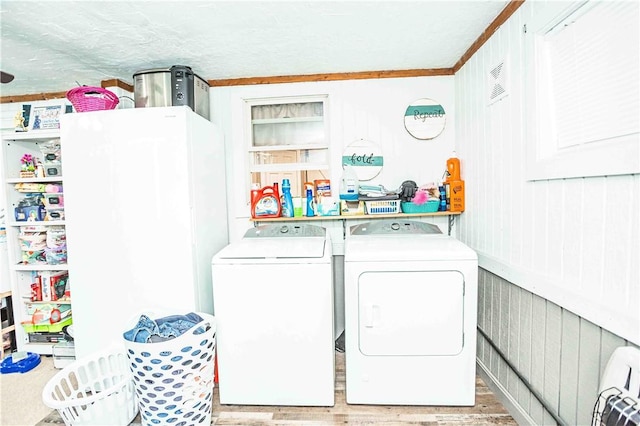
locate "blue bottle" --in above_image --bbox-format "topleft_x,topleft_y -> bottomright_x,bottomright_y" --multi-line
438,184 -> 447,211
305,189 -> 315,217
281,179 -> 294,217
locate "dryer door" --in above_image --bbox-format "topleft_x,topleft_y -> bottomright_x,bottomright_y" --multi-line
358,270 -> 464,356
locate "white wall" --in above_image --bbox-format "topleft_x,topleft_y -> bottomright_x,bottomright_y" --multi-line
455,1 -> 639,344
210,76 -> 456,244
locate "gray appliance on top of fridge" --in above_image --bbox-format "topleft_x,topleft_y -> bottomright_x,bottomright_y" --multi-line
133,65 -> 210,120
60,106 -> 228,359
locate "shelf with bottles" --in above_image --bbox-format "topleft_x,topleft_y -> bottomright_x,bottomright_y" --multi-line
252,210 -> 461,236
252,210 -> 460,222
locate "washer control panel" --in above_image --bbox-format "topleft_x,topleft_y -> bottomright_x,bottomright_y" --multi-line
244,224 -> 326,238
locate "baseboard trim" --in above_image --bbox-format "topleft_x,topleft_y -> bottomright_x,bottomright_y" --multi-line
477,359 -> 535,426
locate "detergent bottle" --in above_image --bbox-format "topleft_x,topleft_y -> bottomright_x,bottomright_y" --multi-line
251,185 -> 281,218
445,152 -> 465,212
305,189 -> 315,217
339,164 -> 359,201
446,152 -> 461,182
281,178 -> 294,217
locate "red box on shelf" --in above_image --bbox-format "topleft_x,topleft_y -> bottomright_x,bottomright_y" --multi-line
31,279 -> 42,302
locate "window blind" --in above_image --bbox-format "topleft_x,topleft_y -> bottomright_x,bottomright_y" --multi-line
543,1 -> 639,150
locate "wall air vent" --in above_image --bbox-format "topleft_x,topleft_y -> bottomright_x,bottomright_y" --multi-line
488,60 -> 508,105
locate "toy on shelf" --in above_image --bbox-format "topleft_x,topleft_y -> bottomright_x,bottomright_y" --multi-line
20,154 -> 37,178
14,110 -> 26,132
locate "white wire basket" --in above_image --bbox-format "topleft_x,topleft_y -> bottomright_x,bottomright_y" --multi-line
364,199 -> 400,215
42,349 -> 138,426
592,346 -> 640,426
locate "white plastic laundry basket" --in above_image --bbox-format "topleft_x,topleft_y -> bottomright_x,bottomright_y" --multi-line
42,350 -> 138,426
123,312 -> 216,426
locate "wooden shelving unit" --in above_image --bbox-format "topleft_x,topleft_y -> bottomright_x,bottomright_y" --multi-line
1,291 -> 17,358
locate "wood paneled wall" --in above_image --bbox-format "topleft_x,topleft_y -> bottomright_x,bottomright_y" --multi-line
477,268 -> 634,426
457,2 -> 640,425
455,1 -> 639,346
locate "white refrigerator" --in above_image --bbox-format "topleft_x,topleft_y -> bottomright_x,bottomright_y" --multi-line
60,106 -> 229,359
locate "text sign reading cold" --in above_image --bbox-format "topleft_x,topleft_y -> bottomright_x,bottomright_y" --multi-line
404,98 -> 446,140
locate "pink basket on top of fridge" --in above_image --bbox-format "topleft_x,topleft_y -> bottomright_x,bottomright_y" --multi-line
66,86 -> 119,112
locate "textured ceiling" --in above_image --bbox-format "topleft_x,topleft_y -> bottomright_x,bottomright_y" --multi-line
0,1 -> 509,97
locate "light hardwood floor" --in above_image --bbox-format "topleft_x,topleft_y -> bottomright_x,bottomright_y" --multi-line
37,351 -> 516,425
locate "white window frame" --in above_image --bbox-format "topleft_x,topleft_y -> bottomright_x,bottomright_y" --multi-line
524,1 -> 640,181
243,94 -> 330,204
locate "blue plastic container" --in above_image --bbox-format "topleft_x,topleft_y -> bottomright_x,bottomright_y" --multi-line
401,200 -> 440,213
0,352 -> 41,374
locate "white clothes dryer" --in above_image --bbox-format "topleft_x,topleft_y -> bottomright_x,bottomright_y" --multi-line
344,220 -> 478,406
211,224 -> 334,406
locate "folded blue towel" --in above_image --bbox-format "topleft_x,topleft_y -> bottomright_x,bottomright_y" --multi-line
123,312 -> 204,343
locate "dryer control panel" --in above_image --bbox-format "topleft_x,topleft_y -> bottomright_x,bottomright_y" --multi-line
350,220 -> 442,235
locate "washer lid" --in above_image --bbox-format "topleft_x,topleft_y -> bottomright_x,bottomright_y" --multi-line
216,237 -> 326,259
216,224 -> 327,259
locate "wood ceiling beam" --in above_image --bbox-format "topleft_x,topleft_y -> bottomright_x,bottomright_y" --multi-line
209,68 -> 454,87
453,0 -> 526,73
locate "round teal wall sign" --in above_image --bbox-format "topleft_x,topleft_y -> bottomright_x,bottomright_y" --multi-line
341,139 -> 383,181
404,98 -> 446,140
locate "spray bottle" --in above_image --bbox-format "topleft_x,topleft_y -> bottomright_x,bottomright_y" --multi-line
444,151 -> 465,212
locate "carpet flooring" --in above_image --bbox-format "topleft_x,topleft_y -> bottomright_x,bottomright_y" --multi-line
1,353 -> 59,426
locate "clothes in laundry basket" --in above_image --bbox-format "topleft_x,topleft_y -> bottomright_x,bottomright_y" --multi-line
123,312 -> 205,343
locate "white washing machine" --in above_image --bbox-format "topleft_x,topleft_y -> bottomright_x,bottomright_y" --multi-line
344,220 -> 478,406
211,223 -> 335,406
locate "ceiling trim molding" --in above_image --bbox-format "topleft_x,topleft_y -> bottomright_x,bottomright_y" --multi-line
453,0 -> 525,73
208,68 -> 454,87
0,0 -> 524,102
101,79 -> 134,93
0,79 -> 133,104
0,91 -> 69,103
